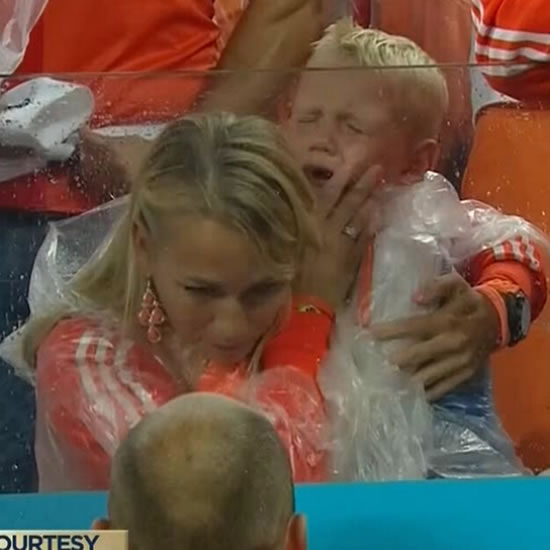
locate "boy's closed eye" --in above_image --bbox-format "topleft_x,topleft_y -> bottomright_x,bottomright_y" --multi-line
345,121 -> 364,134
297,114 -> 319,124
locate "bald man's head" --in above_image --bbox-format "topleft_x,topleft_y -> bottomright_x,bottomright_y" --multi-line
106,393 -> 300,550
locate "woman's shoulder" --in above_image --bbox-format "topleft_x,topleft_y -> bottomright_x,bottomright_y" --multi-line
40,316 -> 121,350
36,315 -> 137,376
35,315 -> 176,405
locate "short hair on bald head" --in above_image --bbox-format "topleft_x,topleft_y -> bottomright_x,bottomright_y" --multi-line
109,393 -> 294,550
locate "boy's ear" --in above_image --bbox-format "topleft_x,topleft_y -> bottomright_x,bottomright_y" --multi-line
277,76 -> 300,123
401,138 -> 440,184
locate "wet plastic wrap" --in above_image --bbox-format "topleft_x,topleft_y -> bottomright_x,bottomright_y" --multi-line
0,2 -> 93,181
318,319 -> 433,480
198,365 -> 326,482
0,0 -> 48,74
2,172 -> 549,487
0,77 -> 94,181
319,171 -> 550,481
0,197 -> 126,384
32,315 -> 327,490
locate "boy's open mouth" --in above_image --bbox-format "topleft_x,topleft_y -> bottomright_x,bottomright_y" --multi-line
303,164 -> 334,187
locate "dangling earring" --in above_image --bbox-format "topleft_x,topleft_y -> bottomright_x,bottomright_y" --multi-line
138,278 -> 166,344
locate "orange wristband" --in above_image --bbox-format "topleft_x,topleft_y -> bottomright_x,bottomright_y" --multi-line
293,295 -> 335,320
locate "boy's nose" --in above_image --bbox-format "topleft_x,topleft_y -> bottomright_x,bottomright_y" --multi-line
309,136 -> 337,156
305,117 -> 338,156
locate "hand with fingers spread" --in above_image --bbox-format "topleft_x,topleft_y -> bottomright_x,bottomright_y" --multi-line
295,165 -> 383,310
371,273 -> 500,401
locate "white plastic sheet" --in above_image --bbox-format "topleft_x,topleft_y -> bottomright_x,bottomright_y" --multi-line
319,172 -> 550,480
0,0 -> 49,74
2,173 -> 549,481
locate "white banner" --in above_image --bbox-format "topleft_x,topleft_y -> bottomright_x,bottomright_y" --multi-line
0,531 -> 127,550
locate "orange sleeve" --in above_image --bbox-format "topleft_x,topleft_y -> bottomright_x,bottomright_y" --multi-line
258,297 -> 333,482
262,296 -> 334,378
35,318 -> 177,491
35,319 -> 111,490
466,236 -> 548,347
467,242 -> 547,321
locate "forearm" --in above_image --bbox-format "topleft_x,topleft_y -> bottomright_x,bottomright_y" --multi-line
95,1 -> 326,171
197,0 -> 325,115
262,295 -> 334,377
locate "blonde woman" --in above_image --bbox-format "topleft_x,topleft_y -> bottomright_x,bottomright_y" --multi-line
24,111 -> 377,491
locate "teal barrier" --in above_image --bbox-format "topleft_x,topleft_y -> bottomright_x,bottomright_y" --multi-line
0,480 -> 549,549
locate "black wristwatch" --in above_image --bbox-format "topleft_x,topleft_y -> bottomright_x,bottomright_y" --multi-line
501,291 -> 531,347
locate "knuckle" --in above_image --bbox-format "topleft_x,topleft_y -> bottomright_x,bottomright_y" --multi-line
462,367 -> 476,381
451,331 -> 470,351
441,312 -> 458,329
459,349 -> 475,367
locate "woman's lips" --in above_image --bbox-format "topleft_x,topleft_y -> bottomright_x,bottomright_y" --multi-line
215,343 -> 244,352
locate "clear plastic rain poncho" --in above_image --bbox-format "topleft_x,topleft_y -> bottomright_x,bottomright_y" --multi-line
1,172 -> 549,485
319,171 -> 550,481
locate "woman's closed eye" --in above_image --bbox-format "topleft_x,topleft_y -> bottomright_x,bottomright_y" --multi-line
297,112 -> 320,124
184,285 -> 222,299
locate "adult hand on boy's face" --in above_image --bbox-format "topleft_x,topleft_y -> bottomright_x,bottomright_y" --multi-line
296,165 -> 383,310
371,273 -> 500,401
315,162 -> 385,236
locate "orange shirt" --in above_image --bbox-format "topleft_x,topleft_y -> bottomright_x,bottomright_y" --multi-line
17,0 -> 220,124
472,0 -> 550,101
4,0 -> 238,214
35,301 -> 331,490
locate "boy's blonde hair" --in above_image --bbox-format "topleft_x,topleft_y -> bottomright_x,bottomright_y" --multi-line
308,18 -> 449,140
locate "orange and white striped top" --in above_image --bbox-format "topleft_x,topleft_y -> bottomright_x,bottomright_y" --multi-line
472,0 -> 550,100
34,300 -> 331,491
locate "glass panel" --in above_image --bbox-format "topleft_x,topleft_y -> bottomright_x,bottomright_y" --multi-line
0,56 -> 549,496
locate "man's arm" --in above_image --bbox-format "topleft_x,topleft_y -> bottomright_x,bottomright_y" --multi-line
197,0 -> 327,115
75,0 -> 329,199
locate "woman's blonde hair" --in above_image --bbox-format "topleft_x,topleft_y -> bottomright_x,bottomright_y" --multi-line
308,18 -> 449,140
24,112 -> 317,366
